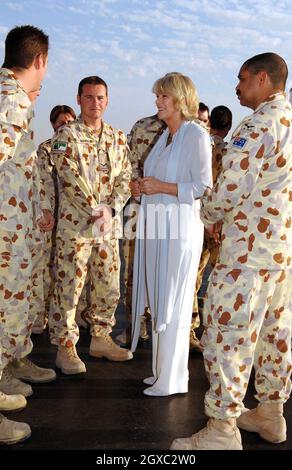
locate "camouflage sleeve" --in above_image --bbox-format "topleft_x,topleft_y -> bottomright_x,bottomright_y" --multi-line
51,128 -> 99,216
127,122 -> 141,179
212,142 -> 226,185
108,142 -> 132,212
37,142 -> 53,210
32,159 -> 51,214
200,127 -> 273,226
0,122 -> 23,166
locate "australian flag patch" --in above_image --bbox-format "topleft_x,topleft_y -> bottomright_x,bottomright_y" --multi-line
232,136 -> 247,149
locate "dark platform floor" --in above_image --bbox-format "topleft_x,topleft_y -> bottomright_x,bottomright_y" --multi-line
2,305 -> 291,452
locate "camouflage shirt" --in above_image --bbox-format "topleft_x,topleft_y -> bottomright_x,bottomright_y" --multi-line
37,138 -> 57,213
51,117 -> 131,238
211,134 -> 227,184
128,114 -> 209,179
0,68 -> 41,232
201,92 -> 292,269
128,114 -> 166,179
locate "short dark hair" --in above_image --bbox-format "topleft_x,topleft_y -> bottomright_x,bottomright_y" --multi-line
50,105 -> 76,124
3,25 -> 49,69
241,52 -> 288,89
78,76 -> 108,96
199,102 -> 209,114
210,105 -> 232,131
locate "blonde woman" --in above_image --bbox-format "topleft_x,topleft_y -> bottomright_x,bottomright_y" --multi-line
131,72 -> 212,396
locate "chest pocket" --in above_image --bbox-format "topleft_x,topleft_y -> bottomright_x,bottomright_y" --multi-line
97,148 -> 111,175
106,147 -> 122,178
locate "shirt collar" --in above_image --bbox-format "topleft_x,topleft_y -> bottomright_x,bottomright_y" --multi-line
254,91 -> 286,113
0,67 -> 32,108
76,115 -> 114,137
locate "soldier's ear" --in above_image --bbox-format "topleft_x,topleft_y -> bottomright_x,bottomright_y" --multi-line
258,70 -> 268,86
77,94 -> 81,105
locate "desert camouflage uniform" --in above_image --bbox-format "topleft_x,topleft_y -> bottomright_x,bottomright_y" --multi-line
29,138 -> 58,332
200,92 -> 292,419
0,68 -> 47,369
32,139 -> 89,331
191,122 -> 213,330
191,136 -> 227,326
49,117 -> 131,347
123,115 -> 166,311
207,134 -> 228,267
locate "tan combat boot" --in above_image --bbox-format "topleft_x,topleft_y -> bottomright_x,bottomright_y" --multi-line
170,418 -> 242,450
89,335 -> 133,361
0,367 -> 33,397
9,357 -> 56,383
0,413 -> 31,445
56,345 -> 86,375
237,402 -> 286,443
0,391 -> 27,412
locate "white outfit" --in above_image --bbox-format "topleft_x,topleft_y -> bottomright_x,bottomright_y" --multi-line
131,121 -> 212,395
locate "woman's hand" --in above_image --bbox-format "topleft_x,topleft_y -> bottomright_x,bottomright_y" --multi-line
140,177 -> 163,195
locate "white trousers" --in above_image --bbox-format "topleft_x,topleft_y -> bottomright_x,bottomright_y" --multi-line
151,323 -> 191,394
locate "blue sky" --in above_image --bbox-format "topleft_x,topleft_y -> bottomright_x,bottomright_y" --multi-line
1,0 -> 292,143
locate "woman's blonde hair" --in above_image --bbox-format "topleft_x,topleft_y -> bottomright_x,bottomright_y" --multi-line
152,72 -> 199,121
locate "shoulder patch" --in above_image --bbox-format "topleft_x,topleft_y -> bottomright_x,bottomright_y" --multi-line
232,136 -> 247,149
53,141 -> 67,151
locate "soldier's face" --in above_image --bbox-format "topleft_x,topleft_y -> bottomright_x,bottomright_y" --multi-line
236,68 -> 262,110
77,84 -> 108,121
53,113 -> 75,131
198,110 -> 209,125
155,93 -> 180,124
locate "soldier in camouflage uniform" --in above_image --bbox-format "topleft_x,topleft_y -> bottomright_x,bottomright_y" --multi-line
49,76 -> 132,374
191,106 -> 233,347
190,109 -> 212,351
0,25 -> 54,445
172,53 -> 292,451
31,105 -> 76,335
207,106 -> 232,267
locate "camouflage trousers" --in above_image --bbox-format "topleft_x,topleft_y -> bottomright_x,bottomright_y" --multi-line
43,230 -> 56,312
122,237 -> 135,316
0,229 -> 33,371
31,230 -> 57,330
30,231 -> 46,325
191,246 -> 210,330
49,234 -> 120,347
202,267 -> 292,419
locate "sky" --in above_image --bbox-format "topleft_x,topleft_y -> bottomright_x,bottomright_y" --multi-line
1,0 -> 292,144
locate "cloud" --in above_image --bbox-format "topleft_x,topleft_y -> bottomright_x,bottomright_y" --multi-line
2,0 -> 291,142
0,26 -> 9,34
121,24 -> 152,42
6,2 -> 24,11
